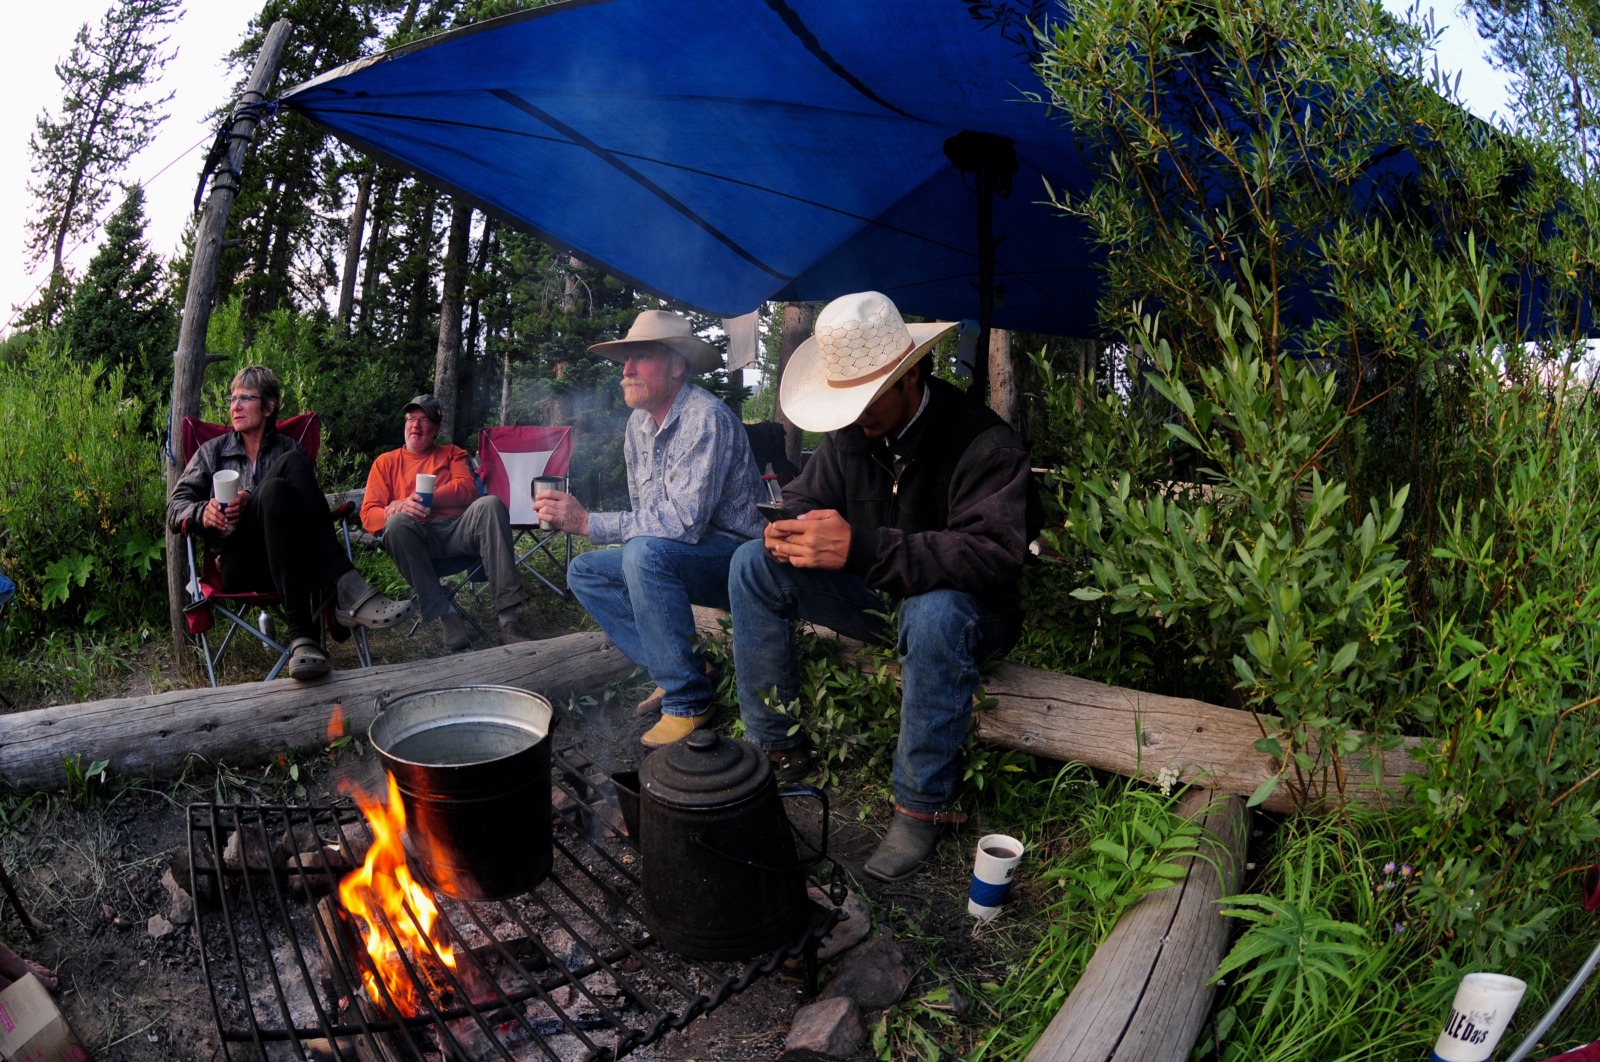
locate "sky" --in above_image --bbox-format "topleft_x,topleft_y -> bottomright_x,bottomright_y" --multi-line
0,2 -> 255,335
0,1 -> 1512,339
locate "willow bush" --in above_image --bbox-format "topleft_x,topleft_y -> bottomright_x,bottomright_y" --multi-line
0,350 -> 166,640
1001,0 -> 1600,1056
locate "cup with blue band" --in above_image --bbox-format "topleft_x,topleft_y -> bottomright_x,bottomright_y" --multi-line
969,833 -> 1024,920
415,472 -> 436,509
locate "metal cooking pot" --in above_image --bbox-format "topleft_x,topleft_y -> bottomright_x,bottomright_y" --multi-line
628,731 -> 827,960
369,685 -> 554,901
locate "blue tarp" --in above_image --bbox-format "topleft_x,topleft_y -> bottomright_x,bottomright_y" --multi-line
280,0 -> 1593,342
281,0 -> 1104,336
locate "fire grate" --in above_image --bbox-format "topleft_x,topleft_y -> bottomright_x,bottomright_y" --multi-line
190,745 -> 842,1061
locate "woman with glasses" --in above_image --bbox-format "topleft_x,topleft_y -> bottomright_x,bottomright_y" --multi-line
167,364 -> 412,680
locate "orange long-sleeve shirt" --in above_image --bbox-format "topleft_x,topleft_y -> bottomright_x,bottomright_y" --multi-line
361,444 -> 476,534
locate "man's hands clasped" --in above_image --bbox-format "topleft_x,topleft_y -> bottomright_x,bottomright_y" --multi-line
764,509 -> 851,569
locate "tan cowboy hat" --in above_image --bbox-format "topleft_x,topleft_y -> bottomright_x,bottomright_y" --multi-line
779,291 -> 957,433
587,310 -> 723,374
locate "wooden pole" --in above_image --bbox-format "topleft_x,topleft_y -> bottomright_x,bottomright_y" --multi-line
1027,790 -> 1247,1062
776,302 -> 815,467
165,20 -> 295,668
988,327 -> 1016,425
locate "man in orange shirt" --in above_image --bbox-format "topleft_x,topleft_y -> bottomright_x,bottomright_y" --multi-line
361,395 -> 532,650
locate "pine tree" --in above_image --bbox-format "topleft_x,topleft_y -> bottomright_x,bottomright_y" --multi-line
62,184 -> 176,399
24,0 -> 182,324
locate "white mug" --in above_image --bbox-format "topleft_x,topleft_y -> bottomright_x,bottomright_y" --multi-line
1428,973 -> 1527,1062
213,469 -> 240,506
969,833 -> 1025,920
415,472 -> 437,508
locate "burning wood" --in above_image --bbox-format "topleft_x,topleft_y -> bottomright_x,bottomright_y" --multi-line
337,772 -> 458,1017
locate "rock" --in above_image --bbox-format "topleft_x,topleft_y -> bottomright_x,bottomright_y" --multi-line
223,828 -> 283,873
161,867 -> 194,926
783,996 -> 865,1060
147,913 -> 175,939
808,885 -> 871,962
819,935 -> 914,1011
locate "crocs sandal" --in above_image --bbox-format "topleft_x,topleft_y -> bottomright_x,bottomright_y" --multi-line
334,585 -> 414,630
287,637 -> 329,681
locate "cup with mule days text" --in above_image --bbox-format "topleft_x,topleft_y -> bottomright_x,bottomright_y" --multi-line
1427,973 -> 1527,1062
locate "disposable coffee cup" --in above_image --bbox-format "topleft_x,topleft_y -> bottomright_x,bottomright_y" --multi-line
968,833 -> 1024,920
213,469 -> 240,507
212,470 -> 240,535
415,472 -> 437,509
531,476 -> 563,529
1427,973 -> 1527,1062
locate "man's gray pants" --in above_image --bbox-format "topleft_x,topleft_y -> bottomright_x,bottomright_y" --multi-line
382,496 -> 527,622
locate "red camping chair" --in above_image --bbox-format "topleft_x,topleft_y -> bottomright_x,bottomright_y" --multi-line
178,412 -> 371,686
477,425 -> 575,600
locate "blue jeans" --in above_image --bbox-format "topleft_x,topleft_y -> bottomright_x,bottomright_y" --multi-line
567,535 -> 742,717
728,539 -> 1020,813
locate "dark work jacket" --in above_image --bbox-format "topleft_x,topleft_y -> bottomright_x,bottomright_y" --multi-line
783,376 -> 1039,612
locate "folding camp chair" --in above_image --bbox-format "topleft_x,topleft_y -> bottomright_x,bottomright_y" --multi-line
178,412 -> 372,686
478,425 -> 575,600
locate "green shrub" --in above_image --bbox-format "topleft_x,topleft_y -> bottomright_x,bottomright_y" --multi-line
0,350 -> 166,639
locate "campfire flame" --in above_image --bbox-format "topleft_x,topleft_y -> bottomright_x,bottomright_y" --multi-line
338,772 -> 457,1015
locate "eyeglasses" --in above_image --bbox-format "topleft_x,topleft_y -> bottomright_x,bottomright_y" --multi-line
229,394 -> 262,407
405,414 -> 435,425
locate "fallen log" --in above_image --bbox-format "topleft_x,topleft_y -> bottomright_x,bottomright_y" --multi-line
1027,789 -> 1246,1062
690,607 -> 1423,814
0,633 -> 634,791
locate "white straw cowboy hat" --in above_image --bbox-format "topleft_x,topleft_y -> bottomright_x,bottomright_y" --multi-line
587,309 -> 723,374
779,291 -> 957,433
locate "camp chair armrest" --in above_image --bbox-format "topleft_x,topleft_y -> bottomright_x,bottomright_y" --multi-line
330,500 -> 357,521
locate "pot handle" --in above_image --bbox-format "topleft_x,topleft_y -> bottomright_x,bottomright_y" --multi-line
780,784 -> 828,869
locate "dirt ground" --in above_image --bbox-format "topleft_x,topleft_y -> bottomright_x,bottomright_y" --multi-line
0,610 -> 1042,1061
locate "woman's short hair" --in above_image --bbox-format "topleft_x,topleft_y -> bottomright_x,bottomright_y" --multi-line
231,365 -> 282,418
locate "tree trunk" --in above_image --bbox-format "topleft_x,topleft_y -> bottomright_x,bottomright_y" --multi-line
336,167 -> 370,331
988,327 -> 1016,424
434,199 -> 472,443
359,172 -> 398,339
165,21 -> 294,668
776,302 -> 815,467
464,216 -> 494,358
0,633 -> 633,792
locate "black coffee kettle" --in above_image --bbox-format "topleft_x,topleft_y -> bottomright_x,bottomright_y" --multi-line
616,731 -> 827,960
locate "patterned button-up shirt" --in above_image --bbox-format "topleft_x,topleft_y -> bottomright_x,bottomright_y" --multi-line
587,382 -> 765,545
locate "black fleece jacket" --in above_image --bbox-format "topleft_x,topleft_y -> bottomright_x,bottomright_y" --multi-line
782,376 -> 1038,611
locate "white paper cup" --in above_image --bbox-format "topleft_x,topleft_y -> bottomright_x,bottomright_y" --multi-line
531,476 -> 563,529
968,833 -> 1024,920
415,472 -> 437,508
213,469 -> 240,507
1428,973 -> 1527,1062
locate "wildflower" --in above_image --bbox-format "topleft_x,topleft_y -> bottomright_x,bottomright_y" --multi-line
1383,861 -> 1396,875
1394,922 -> 1407,934
1156,765 -> 1180,797
1399,864 -> 1414,879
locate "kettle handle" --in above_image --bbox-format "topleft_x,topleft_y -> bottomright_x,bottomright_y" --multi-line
779,784 -> 828,868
